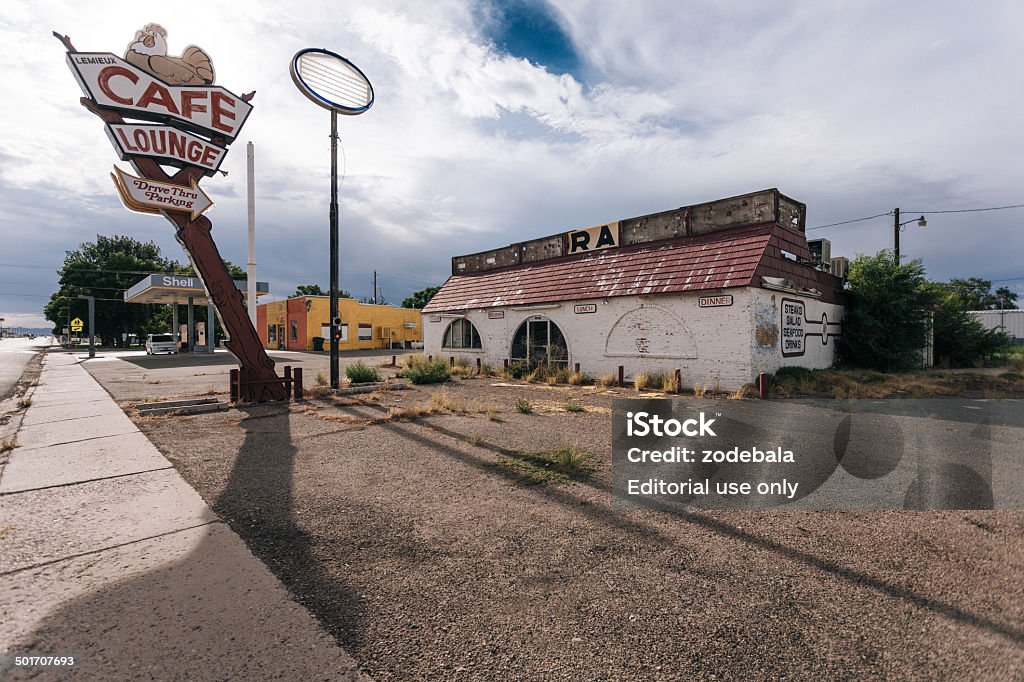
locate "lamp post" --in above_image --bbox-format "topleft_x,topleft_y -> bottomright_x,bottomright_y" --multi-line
290,49 -> 374,389
893,207 -> 927,263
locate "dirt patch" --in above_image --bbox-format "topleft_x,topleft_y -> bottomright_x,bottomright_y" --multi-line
111,373 -> 1024,681
0,349 -> 45,472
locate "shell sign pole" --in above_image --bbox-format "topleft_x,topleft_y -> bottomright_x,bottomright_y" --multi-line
54,27 -> 287,402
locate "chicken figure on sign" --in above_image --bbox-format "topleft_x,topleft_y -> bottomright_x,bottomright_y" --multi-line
54,26 -> 287,402
125,23 -> 215,85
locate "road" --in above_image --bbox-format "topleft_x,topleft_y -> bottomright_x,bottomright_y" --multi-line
0,337 -> 50,400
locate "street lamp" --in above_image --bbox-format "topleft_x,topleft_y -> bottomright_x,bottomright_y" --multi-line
893,207 -> 926,263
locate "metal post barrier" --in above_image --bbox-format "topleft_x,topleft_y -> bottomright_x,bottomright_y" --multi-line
230,368 -> 239,402
293,367 -> 303,400
674,369 -> 682,394
759,372 -> 768,399
476,358 -> 482,371
618,365 -> 624,387
574,363 -> 580,374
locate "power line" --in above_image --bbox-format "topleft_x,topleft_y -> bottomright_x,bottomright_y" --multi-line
807,211 -> 892,231
806,202 -> 1024,232
910,203 -> 1024,215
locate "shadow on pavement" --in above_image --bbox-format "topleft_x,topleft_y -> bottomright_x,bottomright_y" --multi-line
210,405 -> 367,651
7,404 -> 366,680
118,353 -> 293,369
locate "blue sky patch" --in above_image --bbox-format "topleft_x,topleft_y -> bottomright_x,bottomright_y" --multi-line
475,0 -> 582,79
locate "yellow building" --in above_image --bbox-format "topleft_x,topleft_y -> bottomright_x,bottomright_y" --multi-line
257,296 -> 422,351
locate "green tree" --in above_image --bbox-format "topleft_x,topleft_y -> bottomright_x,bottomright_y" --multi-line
294,284 -> 326,297
291,285 -> 351,298
44,235 -> 176,346
924,282 -> 1010,367
402,286 -> 440,309
836,251 -> 936,371
945,277 -> 1019,310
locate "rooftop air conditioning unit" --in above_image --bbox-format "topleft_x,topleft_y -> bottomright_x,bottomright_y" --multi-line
808,238 -> 831,268
830,256 -> 850,280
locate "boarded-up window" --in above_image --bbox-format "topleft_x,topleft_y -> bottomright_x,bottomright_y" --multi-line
358,323 -> 372,341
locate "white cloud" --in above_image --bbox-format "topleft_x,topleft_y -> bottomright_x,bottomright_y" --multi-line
1,0 -> 1023,326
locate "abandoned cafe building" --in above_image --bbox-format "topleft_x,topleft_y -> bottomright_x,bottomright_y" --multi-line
422,189 -> 847,390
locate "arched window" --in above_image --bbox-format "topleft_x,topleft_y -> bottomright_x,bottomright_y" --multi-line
442,318 -> 482,349
510,317 -> 569,368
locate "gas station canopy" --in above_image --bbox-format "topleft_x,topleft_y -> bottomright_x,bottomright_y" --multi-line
124,274 -> 269,305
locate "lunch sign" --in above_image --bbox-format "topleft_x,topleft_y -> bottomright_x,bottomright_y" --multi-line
54,26 -> 286,401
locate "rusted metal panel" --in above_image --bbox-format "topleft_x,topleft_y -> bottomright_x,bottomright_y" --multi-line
452,244 -> 521,275
690,189 -> 777,236
777,193 -> 806,233
443,189 -> 811,281
620,209 -> 688,246
522,234 -> 566,263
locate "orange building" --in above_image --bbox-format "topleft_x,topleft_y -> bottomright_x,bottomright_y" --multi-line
257,296 -> 422,351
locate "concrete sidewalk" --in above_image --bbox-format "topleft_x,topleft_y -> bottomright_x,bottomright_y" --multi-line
0,350 -> 368,680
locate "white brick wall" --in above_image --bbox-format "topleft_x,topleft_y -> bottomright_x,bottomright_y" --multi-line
424,287 -> 844,389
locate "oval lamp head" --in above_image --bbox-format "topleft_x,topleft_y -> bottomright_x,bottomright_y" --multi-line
290,48 -> 374,115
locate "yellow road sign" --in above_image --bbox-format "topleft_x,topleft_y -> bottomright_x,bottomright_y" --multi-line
70,317 -> 84,332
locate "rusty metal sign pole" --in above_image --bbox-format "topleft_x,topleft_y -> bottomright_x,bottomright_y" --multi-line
54,31 -> 286,402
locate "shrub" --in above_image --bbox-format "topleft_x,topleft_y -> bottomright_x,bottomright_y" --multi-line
928,285 -> 1010,368
565,401 -> 585,413
595,372 -> 618,387
634,371 -> 652,391
661,373 -> 680,393
405,358 -> 451,385
449,356 -> 477,377
837,252 -> 935,371
515,397 -> 533,414
315,371 -> 328,386
504,361 -> 530,380
568,371 -> 594,386
345,361 -> 381,384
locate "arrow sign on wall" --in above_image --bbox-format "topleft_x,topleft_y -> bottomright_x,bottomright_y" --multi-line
111,165 -> 213,220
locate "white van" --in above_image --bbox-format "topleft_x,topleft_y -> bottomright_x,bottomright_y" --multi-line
146,333 -> 177,355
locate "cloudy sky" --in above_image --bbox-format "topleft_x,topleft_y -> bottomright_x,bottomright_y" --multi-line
2,0 -> 1022,329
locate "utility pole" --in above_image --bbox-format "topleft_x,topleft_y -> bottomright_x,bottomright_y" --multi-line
893,207 -> 900,264
372,271 -> 377,304
77,294 -> 95,358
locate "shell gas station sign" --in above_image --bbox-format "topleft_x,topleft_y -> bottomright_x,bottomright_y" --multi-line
54,25 -> 286,401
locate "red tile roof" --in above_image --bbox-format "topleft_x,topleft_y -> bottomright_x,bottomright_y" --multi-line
423,222 -> 811,313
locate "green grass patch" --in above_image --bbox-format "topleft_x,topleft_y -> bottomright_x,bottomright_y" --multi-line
514,397 -> 533,414
495,445 -> 595,485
